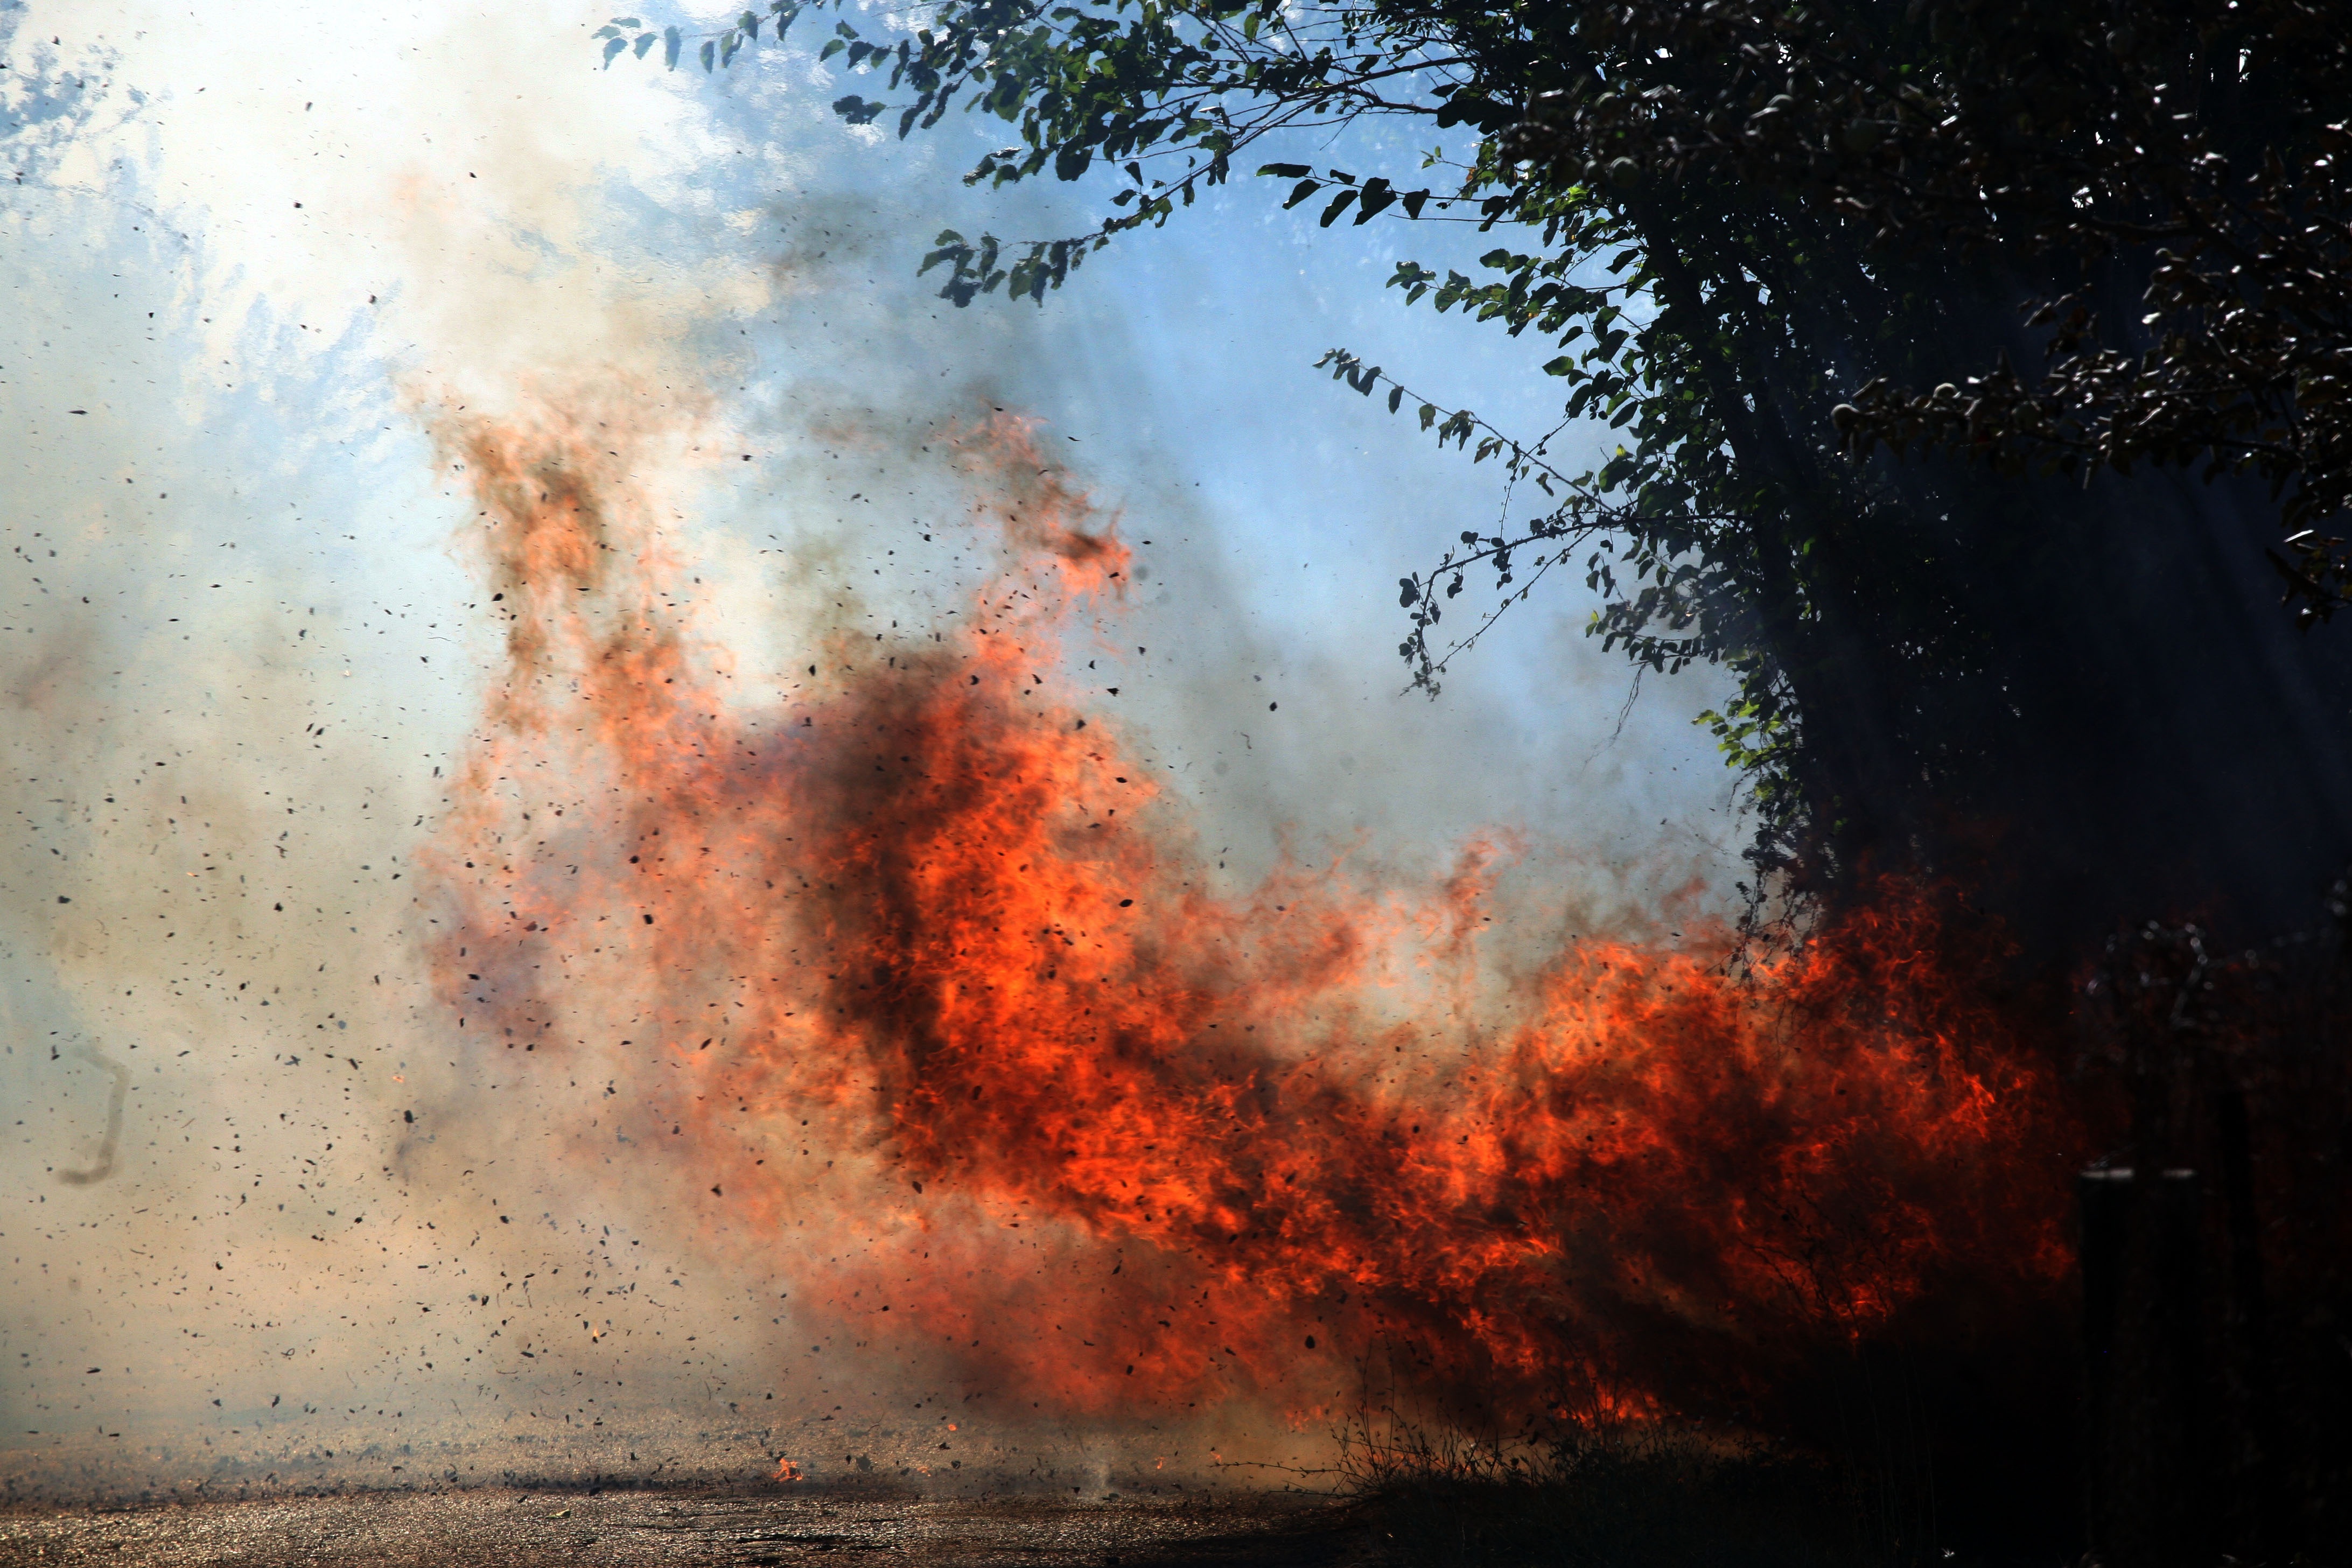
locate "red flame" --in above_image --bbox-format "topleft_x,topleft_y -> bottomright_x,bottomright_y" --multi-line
424,409 -> 2079,1426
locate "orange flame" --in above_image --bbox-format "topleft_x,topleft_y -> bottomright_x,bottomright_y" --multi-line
423,409 -> 2079,1426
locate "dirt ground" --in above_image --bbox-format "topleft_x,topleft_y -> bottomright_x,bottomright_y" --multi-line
0,1485 -> 1376,1567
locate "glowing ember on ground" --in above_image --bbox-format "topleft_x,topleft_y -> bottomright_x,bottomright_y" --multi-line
422,407 -> 2080,1429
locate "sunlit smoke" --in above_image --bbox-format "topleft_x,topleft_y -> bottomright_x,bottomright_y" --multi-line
4,0 -> 2070,1506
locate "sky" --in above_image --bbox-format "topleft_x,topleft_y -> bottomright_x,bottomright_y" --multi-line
0,0 -> 1741,1500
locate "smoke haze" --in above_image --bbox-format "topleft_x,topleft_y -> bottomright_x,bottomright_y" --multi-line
1,0 -> 1746,1503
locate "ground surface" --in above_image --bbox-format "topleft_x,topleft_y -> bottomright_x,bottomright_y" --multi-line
0,1486 -> 1373,1567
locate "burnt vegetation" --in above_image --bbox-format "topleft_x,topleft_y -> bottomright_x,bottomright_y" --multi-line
598,2 -> 2352,1562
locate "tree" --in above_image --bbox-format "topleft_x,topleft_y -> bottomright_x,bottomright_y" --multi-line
598,11 -> 2352,1553
605,0 -> 2352,945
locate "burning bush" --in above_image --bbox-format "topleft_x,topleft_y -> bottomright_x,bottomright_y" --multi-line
419,409 -> 2084,1447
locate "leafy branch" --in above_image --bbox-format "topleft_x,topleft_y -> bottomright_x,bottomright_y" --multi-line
1311,351 -> 1743,694
599,2 -> 1490,304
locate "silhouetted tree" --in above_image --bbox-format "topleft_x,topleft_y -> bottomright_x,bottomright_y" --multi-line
608,0 -> 2352,939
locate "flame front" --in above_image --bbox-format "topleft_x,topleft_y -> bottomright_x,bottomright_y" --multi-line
424,409 -> 2077,1429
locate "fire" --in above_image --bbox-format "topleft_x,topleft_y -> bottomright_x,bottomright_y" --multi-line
423,406 -> 2078,1427
774,1459 -> 803,1482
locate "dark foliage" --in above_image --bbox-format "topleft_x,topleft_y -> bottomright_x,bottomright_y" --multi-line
2074,896 -> 2352,1564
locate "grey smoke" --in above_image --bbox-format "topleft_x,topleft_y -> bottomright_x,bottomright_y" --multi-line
0,0 -> 1738,1506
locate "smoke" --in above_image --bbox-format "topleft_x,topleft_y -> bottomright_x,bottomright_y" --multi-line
351,387 -> 2074,1539
0,0 -> 1748,1504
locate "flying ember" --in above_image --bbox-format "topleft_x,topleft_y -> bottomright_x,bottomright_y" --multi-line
422,403 -> 2078,1431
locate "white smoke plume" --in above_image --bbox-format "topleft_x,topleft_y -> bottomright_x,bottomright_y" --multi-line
1,0 -> 1740,1504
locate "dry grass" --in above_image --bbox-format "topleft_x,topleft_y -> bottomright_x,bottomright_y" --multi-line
1334,1406 -> 1886,1568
